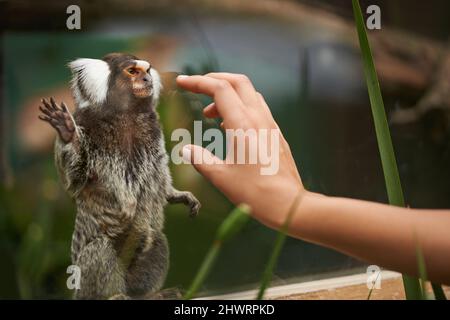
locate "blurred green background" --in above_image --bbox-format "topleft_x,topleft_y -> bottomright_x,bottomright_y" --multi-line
1,0 -> 449,299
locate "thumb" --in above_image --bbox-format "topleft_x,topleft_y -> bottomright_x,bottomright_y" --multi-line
182,144 -> 225,182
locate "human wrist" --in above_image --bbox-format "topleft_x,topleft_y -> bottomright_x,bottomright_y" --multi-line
285,190 -> 326,239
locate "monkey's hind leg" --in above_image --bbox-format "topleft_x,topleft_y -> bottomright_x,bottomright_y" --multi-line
74,237 -> 128,300
125,232 -> 169,298
167,189 -> 201,217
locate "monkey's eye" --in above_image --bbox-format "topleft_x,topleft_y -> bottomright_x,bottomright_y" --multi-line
146,68 -> 150,74
127,68 -> 138,75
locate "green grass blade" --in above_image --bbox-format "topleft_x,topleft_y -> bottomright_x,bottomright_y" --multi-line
366,269 -> 381,300
416,237 -> 448,299
184,205 -> 250,300
401,275 -> 423,300
431,283 -> 447,300
352,0 -> 404,207
351,0 -> 425,300
216,204 -> 251,242
184,241 -> 221,300
416,244 -> 429,299
256,194 -> 302,300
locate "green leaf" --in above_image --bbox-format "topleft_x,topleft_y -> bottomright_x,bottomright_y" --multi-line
184,241 -> 221,300
184,205 -> 251,300
256,194 -> 302,300
416,244 -> 429,299
351,0 -> 428,300
366,269 -> 381,300
216,204 -> 251,242
431,283 -> 447,300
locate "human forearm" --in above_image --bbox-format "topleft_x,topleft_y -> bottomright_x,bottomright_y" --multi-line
290,192 -> 450,285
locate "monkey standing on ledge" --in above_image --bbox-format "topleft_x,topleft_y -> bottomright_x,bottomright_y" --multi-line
38,53 -> 200,299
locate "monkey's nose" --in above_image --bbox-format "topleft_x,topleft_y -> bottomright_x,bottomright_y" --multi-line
143,74 -> 152,83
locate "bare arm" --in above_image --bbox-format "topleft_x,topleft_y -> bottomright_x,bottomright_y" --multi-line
176,73 -> 450,285
294,193 -> 450,285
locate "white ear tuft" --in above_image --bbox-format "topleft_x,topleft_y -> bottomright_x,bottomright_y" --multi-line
68,58 -> 110,107
135,60 -> 150,71
150,68 -> 162,103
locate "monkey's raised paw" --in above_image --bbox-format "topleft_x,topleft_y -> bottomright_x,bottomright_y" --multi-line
38,97 -> 75,143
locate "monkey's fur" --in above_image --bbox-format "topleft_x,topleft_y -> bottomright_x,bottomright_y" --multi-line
38,53 -> 200,299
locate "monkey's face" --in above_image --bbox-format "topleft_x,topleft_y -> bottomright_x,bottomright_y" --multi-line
116,59 -> 155,99
68,53 -> 161,110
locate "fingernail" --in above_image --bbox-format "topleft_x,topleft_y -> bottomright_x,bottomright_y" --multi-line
177,75 -> 189,80
182,145 -> 192,164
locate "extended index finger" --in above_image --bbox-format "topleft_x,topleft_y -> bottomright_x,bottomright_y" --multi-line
176,75 -> 244,125
206,73 -> 258,106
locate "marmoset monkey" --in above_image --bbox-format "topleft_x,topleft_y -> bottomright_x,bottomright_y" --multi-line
38,53 -> 200,299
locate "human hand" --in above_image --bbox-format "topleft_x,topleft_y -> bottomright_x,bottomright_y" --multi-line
176,73 -> 305,228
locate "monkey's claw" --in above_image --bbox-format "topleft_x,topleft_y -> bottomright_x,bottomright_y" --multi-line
189,198 -> 201,218
38,97 -> 75,143
167,191 -> 201,218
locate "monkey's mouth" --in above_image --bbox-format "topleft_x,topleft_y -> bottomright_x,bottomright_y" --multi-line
133,85 -> 152,98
